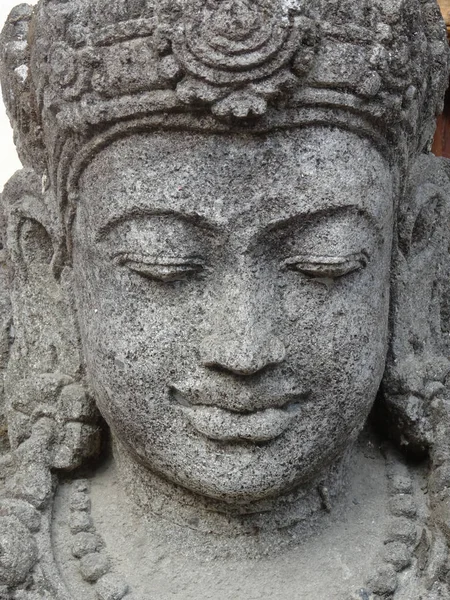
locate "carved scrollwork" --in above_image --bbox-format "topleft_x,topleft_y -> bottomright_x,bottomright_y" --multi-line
173,0 -> 317,116
174,0 -> 299,82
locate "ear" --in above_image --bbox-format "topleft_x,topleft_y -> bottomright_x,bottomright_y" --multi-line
2,169 -> 72,376
378,154 -> 450,456
1,169 -> 100,470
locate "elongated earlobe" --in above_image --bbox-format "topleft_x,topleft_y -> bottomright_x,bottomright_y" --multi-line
3,169 -> 66,281
1,169 -> 101,470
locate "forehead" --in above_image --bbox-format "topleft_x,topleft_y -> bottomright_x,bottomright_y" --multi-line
77,127 -> 393,230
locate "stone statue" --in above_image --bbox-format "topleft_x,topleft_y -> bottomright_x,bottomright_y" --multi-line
1,0 -> 450,598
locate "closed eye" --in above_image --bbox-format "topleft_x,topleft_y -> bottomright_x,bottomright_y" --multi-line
281,252 -> 368,279
112,253 -> 205,282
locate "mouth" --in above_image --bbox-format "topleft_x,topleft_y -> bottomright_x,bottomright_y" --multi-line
171,391 -> 302,442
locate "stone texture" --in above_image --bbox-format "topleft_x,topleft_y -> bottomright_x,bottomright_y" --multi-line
367,565 -> 398,595
382,541 -> 412,572
0,0 -> 449,598
69,511 -> 94,534
71,532 -> 103,559
70,491 -> 91,512
0,516 -> 38,587
389,495 -> 418,519
0,214 -> 10,456
79,553 -> 110,583
96,574 -> 129,600
386,518 -> 418,546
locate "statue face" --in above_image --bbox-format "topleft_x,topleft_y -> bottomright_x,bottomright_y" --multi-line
72,127 -> 393,503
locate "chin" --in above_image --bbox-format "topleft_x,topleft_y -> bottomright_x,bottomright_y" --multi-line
173,473 -> 297,505
153,449 -> 324,506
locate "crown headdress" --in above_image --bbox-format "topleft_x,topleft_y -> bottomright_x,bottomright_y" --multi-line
1,0 -> 449,187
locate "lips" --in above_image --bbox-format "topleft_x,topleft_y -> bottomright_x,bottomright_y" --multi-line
169,376 -> 307,442
170,376 -> 306,413
178,402 -> 301,442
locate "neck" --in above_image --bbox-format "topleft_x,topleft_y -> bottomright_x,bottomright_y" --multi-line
113,439 -> 351,538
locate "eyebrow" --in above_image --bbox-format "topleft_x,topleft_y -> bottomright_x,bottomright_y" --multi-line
254,204 -> 384,246
94,203 -> 383,246
94,207 -> 221,241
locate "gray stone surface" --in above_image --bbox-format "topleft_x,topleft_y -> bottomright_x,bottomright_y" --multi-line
0,0 -> 449,598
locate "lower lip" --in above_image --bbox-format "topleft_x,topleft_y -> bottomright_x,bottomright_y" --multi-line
179,404 -> 300,443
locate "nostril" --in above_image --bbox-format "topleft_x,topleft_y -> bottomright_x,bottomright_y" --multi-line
203,360 -> 271,377
200,333 -> 286,376
203,361 -> 235,374
169,385 -> 193,407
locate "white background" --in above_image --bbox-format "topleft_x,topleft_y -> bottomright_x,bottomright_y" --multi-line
0,0 -> 38,192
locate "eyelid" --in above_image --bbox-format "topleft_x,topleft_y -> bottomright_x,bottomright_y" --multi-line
111,252 -> 204,264
111,252 -> 205,282
281,251 -> 368,278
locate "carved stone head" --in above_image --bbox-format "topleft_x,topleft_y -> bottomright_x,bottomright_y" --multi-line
1,0 -> 450,522
4,1 -> 450,598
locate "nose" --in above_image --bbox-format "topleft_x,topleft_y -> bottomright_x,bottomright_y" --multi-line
200,275 -> 285,376
201,328 -> 285,375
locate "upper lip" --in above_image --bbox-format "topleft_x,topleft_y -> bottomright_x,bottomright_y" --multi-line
169,377 -> 309,414
169,378 -> 309,442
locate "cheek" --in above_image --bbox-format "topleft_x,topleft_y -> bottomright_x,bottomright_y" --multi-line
276,275 -> 390,464
72,254 -> 205,394
281,267 -> 390,403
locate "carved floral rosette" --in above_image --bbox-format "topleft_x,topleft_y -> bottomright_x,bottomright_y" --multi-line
172,0 -> 316,117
